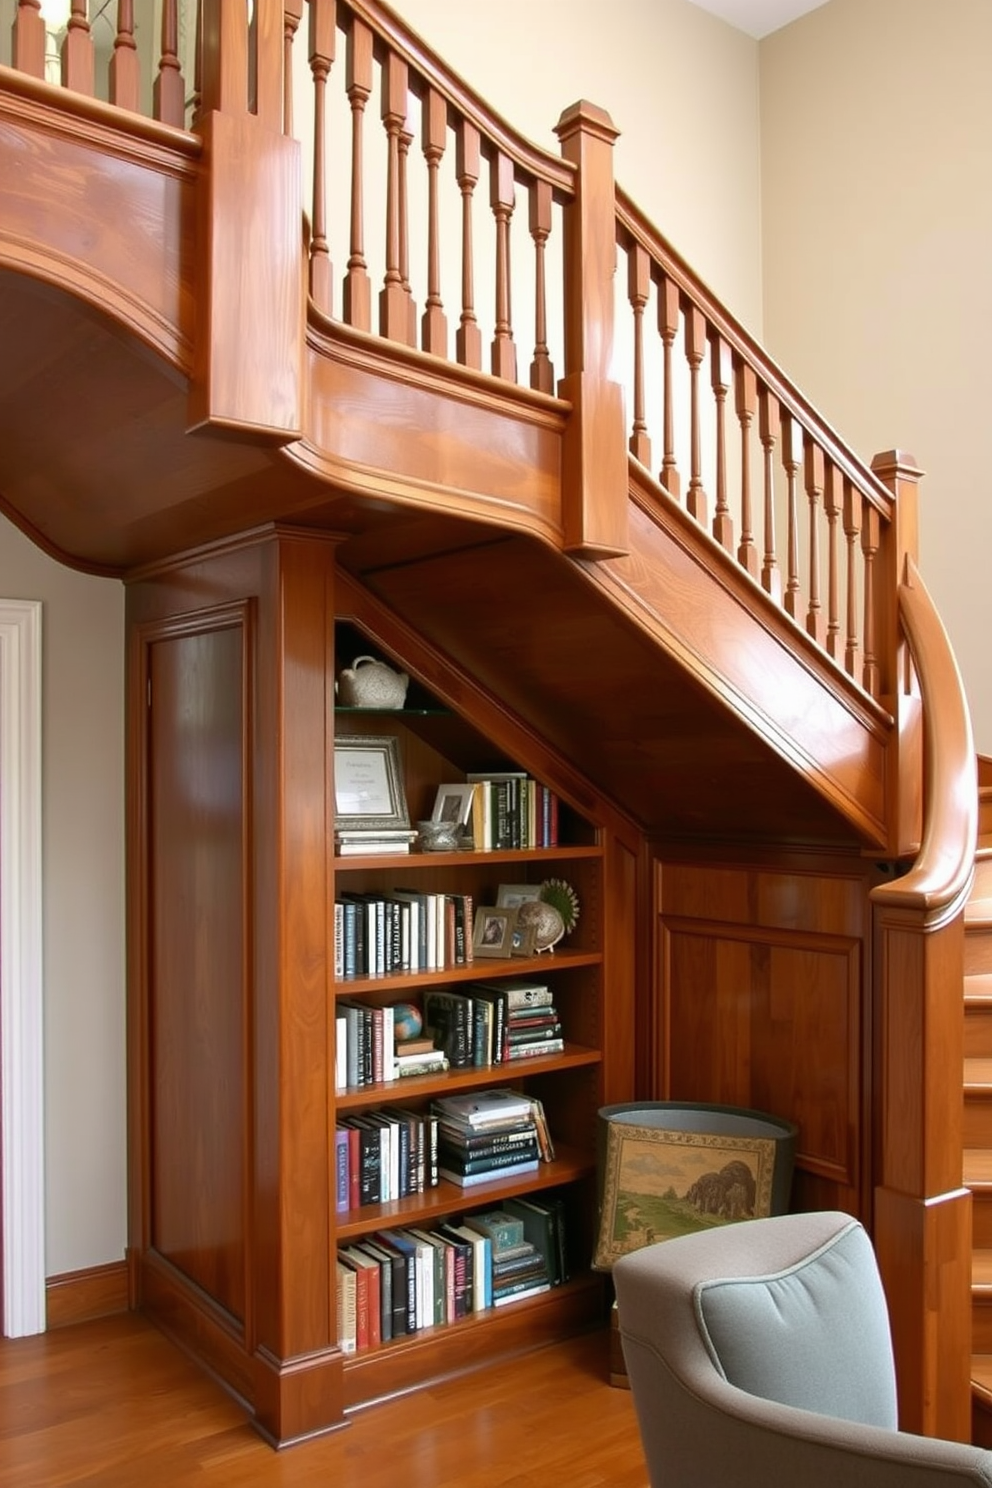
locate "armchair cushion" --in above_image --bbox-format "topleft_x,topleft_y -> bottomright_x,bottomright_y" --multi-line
695,1216 -> 897,1427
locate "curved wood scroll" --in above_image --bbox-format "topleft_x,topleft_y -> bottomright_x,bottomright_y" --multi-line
871,555 -> 976,1441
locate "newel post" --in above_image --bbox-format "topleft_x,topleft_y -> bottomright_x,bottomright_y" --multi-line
872,450 -> 923,858
188,0 -> 304,441
554,101 -> 628,557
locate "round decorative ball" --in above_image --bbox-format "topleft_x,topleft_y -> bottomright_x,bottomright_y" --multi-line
392,1002 -> 423,1042
515,898 -> 565,953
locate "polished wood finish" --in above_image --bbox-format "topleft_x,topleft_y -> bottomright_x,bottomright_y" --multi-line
0,1313 -> 647,1487
870,558 -> 977,1441
45,1260 -> 129,1329
0,0 -> 977,1446
655,848 -> 874,1218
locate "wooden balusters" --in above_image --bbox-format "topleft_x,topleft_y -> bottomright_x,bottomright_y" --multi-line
658,277 -> 680,500
490,150 -> 517,381
399,121 -> 417,344
12,0 -> 46,80
283,0 -> 303,136
628,245 -> 651,465
803,441 -> 825,645
307,0 -> 335,314
109,0 -> 140,114
421,87 -> 448,357
153,0 -> 184,126
529,179 -> 554,393
61,0 -> 94,97
685,306 -> 707,523
862,503 -> 880,696
782,414 -> 803,621
379,52 -> 413,344
710,333 -> 732,551
735,362 -> 758,578
843,479 -> 862,682
824,462 -> 843,662
455,121 -> 483,371
343,16 -> 372,331
759,387 -> 782,604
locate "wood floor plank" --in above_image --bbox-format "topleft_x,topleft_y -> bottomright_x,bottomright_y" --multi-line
0,1314 -> 648,1487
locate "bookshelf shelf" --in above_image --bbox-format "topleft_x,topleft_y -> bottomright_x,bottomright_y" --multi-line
334,949 -> 603,996
335,1143 -> 595,1241
335,1043 -> 602,1111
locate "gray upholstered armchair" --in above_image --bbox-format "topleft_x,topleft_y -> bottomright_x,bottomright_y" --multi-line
613,1210 -> 992,1487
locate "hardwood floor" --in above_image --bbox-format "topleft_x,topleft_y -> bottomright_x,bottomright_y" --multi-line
0,1314 -> 649,1487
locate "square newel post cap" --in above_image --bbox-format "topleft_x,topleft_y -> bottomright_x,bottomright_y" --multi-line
554,100 -> 621,149
870,450 -> 925,485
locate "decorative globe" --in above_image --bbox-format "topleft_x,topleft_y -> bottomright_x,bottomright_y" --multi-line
515,898 -> 565,953
392,1002 -> 423,1042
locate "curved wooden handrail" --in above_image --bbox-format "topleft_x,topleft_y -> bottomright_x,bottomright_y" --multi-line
871,556 -> 976,921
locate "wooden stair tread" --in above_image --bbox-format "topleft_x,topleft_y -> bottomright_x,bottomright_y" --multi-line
966,974 -> 992,1003
974,1250 -> 992,1288
965,899 -> 992,925
963,1149 -> 992,1184
964,1059 -> 992,1089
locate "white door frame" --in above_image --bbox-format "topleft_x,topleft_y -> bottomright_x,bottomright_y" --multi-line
0,600 -> 45,1336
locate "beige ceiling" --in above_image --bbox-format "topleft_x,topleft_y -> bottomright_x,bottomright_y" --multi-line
687,0 -> 828,39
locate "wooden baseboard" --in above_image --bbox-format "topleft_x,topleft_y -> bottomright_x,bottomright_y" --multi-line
46,1260 -> 129,1330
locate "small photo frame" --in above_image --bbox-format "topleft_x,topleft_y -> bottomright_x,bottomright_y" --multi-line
510,922 -> 538,958
431,782 -> 476,827
333,734 -> 409,831
496,883 -> 542,909
472,905 -> 518,958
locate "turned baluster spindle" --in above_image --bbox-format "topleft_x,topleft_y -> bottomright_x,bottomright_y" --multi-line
627,245 -> 651,465
379,52 -> 412,344
824,463 -> 843,661
282,0 -> 303,137
685,306 -> 707,524
803,441 -> 825,645
12,0 -> 46,80
861,503 -> 880,697
109,0 -> 139,114
490,150 -> 517,382
399,122 -> 417,346
842,479 -> 862,681
529,179 -> 554,393
455,121 -> 482,370
420,87 -> 448,357
710,334 -> 733,551
61,0 -> 94,98
658,277 -> 680,499
343,17 -> 372,331
782,414 -> 803,621
307,0 -> 335,314
735,362 -> 758,578
153,0 -> 184,127
758,387 -> 782,604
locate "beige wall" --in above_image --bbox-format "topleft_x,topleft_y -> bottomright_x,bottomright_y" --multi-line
760,0 -> 992,750
0,515 -> 126,1277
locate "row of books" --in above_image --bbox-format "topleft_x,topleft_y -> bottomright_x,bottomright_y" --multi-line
335,1197 -> 569,1353
335,1002 -> 450,1090
334,891 -> 474,978
424,982 -> 563,1069
336,1089 -> 555,1210
468,773 -> 560,851
336,1106 -> 440,1211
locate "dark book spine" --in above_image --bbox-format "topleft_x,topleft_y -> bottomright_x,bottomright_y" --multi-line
438,1141 -> 539,1175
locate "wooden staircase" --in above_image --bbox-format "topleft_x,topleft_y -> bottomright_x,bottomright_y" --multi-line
965,777 -> 992,1443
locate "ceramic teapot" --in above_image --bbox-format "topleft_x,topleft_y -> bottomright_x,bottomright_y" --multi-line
336,655 -> 409,709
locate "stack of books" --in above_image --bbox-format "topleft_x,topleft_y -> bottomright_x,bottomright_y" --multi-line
432,1087 -> 549,1186
334,827 -> 419,857
463,1207 -> 551,1306
469,978 -> 564,1064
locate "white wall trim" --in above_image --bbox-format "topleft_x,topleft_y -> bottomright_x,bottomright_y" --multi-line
0,600 -> 45,1336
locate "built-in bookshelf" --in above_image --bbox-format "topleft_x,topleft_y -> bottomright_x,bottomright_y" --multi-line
330,618 -> 608,1405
